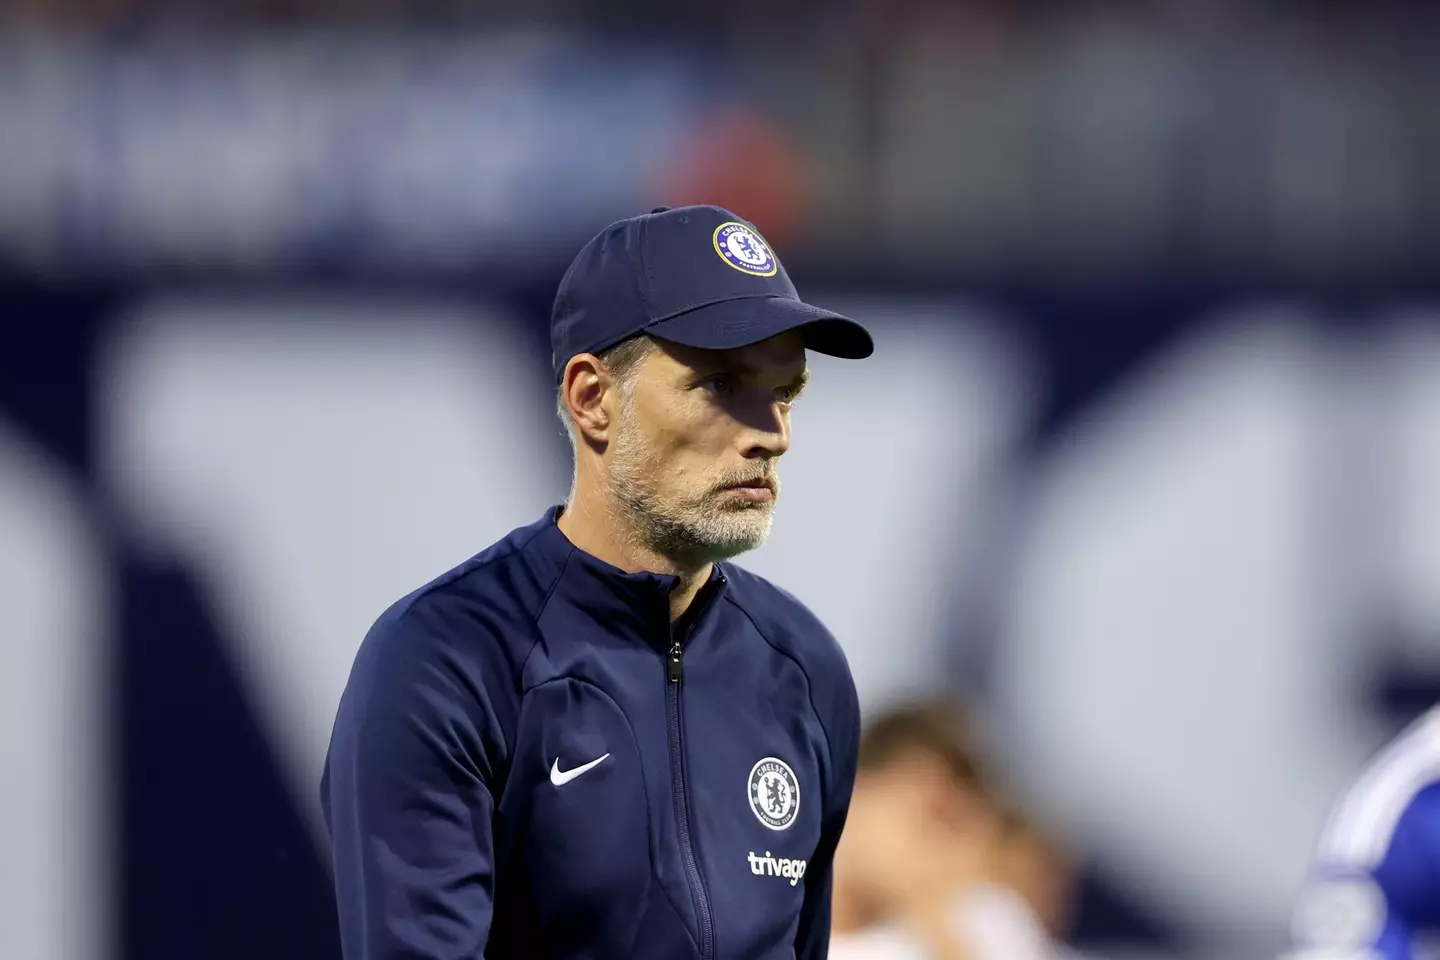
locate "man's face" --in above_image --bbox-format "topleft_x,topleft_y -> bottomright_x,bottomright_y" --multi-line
606,332 -> 809,564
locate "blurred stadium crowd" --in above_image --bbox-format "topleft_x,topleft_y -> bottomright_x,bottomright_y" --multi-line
4,0 -> 1440,283
3,2 -> 1440,960
4,0 -> 1431,25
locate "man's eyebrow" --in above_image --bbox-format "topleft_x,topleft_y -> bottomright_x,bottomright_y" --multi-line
691,359 -> 810,381
746,366 -> 810,387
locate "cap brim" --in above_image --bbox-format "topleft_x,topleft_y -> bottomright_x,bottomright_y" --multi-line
642,296 -> 874,360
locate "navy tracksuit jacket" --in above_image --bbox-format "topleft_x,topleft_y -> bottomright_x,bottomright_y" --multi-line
321,506 -> 860,958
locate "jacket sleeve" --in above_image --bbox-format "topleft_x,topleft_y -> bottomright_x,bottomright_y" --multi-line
1283,865 -> 1417,960
1283,782 -> 1440,960
794,661 -> 861,960
321,599 -> 511,960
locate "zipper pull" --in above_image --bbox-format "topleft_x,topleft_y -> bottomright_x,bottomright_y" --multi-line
667,640 -> 684,683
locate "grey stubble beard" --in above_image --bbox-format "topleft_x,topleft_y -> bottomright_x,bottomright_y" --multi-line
607,402 -> 777,567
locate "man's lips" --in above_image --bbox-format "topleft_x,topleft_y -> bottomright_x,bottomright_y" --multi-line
720,478 -> 776,501
721,478 -> 774,490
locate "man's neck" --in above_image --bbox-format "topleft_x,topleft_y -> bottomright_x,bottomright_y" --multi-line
556,493 -> 711,622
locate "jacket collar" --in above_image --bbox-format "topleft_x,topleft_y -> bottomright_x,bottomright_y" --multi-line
534,505 -> 726,638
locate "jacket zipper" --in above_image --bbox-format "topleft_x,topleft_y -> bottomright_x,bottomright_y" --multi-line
665,577 -> 723,960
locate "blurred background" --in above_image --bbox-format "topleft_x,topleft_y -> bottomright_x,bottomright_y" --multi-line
4,1 -> 1440,958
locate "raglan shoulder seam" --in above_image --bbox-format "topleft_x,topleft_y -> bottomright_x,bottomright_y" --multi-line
722,592 -> 837,780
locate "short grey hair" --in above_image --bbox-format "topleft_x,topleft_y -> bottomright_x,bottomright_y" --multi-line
555,333 -> 656,443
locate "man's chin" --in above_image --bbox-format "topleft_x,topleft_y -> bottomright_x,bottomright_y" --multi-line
701,520 -> 773,560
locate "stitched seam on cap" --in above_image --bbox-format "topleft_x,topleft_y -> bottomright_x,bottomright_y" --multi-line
648,292 -> 804,325
636,214 -> 655,320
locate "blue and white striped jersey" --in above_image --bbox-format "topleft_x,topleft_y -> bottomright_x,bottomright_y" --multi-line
1286,707 -> 1440,960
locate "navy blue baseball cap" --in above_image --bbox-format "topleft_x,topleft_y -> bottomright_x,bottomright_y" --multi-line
550,205 -> 873,383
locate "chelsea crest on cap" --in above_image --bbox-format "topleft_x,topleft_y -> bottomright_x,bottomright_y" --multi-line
549,204 -> 873,384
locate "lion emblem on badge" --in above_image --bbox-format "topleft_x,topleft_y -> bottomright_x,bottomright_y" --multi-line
748,756 -> 800,830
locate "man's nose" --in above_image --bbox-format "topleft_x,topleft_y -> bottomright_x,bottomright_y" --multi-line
741,404 -> 790,460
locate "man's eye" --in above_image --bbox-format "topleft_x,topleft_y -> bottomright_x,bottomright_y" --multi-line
776,386 -> 797,404
705,376 -> 735,396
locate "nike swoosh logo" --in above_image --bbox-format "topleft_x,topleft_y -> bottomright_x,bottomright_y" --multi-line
550,753 -> 610,786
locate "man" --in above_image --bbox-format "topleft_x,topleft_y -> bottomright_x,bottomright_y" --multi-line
320,204 -> 874,958
830,702 -> 1057,960
1284,705 -> 1440,959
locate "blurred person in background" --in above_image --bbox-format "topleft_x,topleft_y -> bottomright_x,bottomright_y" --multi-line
320,204 -> 875,959
1283,705 -> 1440,959
830,701 -> 1062,960
993,808 -> 1078,947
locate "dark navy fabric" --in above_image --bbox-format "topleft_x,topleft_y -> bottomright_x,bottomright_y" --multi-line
548,204 -> 872,383
321,506 -> 860,959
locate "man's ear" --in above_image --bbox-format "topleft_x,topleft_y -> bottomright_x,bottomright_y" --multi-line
561,355 -> 615,445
